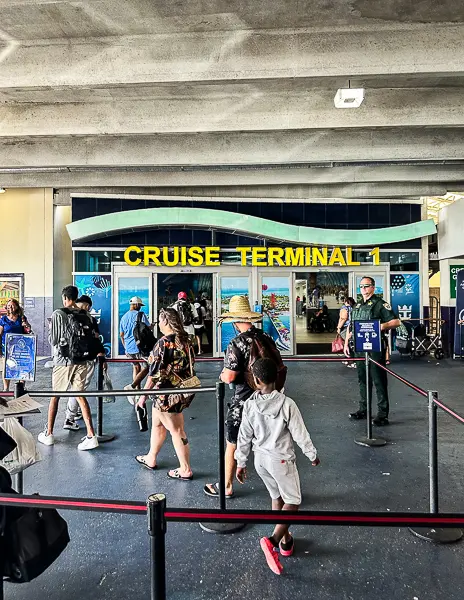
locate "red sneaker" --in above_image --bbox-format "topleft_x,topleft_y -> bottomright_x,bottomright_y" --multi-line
260,537 -> 283,575
279,534 -> 294,557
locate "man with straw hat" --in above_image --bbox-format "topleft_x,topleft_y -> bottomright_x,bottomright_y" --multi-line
204,295 -> 285,499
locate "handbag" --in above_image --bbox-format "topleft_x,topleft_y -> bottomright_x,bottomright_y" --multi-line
152,346 -> 201,412
3,497 -> 70,583
170,346 -> 201,389
331,335 -> 345,354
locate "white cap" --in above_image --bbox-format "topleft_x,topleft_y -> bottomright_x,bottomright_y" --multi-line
129,296 -> 144,306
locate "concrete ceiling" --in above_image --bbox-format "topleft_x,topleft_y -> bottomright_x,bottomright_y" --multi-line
1,0 -> 464,199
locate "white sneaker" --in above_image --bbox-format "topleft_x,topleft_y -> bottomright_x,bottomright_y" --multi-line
63,419 -> 80,431
124,384 -> 136,405
38,431 -> 55,446
77,436 -> 99,451
75,411 -> 83,420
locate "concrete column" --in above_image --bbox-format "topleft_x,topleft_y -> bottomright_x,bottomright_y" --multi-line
53,202 -> 73,307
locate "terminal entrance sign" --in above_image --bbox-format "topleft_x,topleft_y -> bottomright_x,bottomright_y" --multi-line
354,319 -> 381,353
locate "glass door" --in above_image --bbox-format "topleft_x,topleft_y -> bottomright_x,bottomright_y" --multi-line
216,273 -> 252,354
112,270 -> 154,357
259,272 -> 294,355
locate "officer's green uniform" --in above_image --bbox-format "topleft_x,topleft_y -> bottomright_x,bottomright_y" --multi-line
351,294 -> 398,418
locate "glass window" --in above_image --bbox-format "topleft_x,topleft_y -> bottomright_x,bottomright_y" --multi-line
75,251 -> 112,272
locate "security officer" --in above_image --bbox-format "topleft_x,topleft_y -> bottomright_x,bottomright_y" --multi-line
344,276 -> 400,426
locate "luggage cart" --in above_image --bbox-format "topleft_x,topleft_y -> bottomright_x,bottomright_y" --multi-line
402,318 -> 445,360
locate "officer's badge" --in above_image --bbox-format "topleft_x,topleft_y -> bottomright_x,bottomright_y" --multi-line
367,301 -> 372,306
384,302 -> 392,310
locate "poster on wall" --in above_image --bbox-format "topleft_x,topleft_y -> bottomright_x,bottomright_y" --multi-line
454,270 -> 464,357
261,276 -> 292,353
390,273 -> 420,321
75,275 -> 112,356
0,276 -> 23,315
220,277 -> 250,352
449,265 -> 464,300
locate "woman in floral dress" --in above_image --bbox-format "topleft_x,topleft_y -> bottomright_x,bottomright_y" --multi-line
135,308 -> 197,480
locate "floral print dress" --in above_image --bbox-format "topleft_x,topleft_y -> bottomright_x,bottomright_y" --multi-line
148,334 -> 196,412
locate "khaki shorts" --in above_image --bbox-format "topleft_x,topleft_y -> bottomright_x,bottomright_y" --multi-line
52,364 -> 88,394
254,453 -> 302,505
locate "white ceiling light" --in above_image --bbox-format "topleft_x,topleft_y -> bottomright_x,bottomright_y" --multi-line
334,81 -> 364,109
0,188 -> 6,193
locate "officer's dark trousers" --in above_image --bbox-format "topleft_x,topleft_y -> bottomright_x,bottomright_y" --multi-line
357,352 -> 389,418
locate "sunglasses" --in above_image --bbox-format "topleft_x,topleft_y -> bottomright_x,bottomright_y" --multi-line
359,284 -> 374,289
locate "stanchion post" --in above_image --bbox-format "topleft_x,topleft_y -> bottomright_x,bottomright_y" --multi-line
14,381 -> 26,494
409,391 -> 463,544
200,381 -> 245,534
355,354 -> 386,447
365,353 -> 373,440
96,356 -> 115,443
147,494 -> 167,600
217,381 -> 226,511
429,392 -> 439,515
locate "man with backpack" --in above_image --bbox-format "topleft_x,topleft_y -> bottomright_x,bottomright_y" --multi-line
63,294 -> 105,430
170,291 -> 198,339
38,285 -> 99,451
204,295 -> 286,499
120,296 -> 154,405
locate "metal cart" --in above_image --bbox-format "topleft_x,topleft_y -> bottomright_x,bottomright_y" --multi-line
398,318 -> 446,360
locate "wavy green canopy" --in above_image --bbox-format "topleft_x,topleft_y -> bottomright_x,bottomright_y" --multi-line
67,206 -> 436,245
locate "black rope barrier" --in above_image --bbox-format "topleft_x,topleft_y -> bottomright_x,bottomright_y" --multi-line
367,357 -> 428,397
3,492 -> 464,527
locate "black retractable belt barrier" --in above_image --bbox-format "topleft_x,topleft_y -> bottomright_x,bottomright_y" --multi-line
96,356 -> 115,443
147,494 -> 167,600
354,353 -> 386,448
200,382 -> 245,534
410,391 -> 463,544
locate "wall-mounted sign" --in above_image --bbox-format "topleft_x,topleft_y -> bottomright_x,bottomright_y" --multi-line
450,265 -> 464,299
124,246 -> 380,268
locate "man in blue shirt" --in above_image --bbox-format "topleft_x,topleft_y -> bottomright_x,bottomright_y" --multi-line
120,296 -> 150,404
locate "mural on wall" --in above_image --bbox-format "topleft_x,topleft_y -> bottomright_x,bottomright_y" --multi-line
117,276 -> 150,355
390,273 -> 420,321
220,277 -> 249,352
74,275 -> 112,356
262,276 -> 292,353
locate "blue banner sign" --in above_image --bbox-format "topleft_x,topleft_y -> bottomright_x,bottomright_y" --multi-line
454,270 -> 464,357
354,319 -> 382,353
4,333 -> 37,382
390,273 -> 420,321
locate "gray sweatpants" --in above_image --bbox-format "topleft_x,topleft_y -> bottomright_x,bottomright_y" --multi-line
65,361 -> 95,421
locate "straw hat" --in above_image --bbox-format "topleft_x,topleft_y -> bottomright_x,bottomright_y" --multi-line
220,295 -> 262,323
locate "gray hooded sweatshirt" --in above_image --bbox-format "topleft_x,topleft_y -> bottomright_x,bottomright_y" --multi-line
235,390 -> 317,468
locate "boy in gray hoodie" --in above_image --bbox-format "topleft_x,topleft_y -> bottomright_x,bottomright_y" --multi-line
235,357 -> 320,575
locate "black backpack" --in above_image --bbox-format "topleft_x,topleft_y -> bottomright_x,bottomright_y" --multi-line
177,301 -> 193,327
134,311 -> 156,356
60,308 -> 100,362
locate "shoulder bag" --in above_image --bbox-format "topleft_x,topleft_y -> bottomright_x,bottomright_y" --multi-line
170,345 -> 201,390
